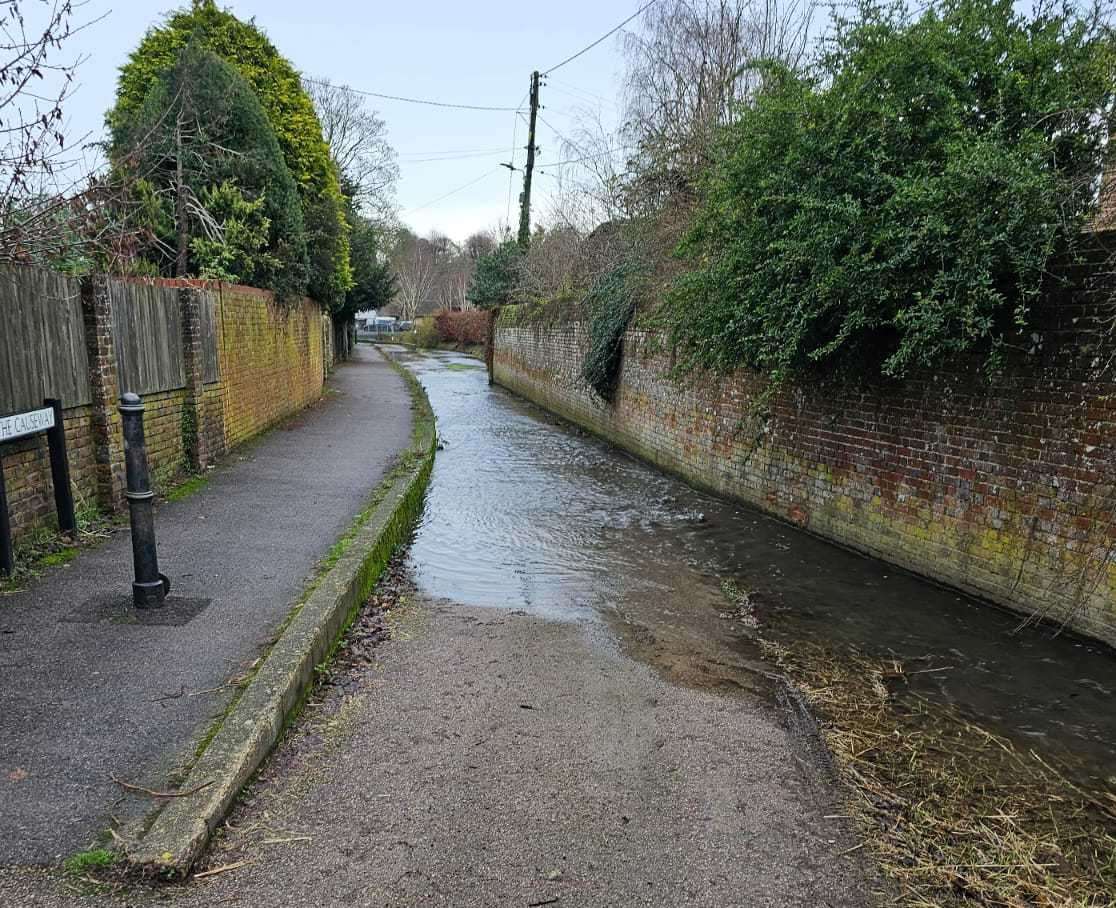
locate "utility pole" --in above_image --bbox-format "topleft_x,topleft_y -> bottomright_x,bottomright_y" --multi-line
517,70 -> 540,249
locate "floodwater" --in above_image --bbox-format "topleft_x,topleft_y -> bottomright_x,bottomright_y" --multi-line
392,348 -> 1116,794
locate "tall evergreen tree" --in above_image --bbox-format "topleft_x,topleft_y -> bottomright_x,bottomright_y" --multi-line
111,41 -> 308,298
111,0 -> 350,306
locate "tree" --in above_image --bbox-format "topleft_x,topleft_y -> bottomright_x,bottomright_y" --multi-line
389,229 -> 437,321
339,192 -> 396,320
305,77 -> 398,219
110,42 -> 308,298
620,0 -> 816,204
464,231 -> 496,263
0,1 -> 131,270
670,0 -> 1116,383
111,0 -> 350,307
519,224 -> 584,302
467,239 -> 522,310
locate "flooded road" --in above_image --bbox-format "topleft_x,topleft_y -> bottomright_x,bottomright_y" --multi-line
400,348 -> 1116,793
11,345 -> 1111,907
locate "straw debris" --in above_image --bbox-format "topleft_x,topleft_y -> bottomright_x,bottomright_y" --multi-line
759,638 -> 1116,907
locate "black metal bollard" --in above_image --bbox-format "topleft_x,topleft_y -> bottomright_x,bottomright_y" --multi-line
119,393 -> 170,608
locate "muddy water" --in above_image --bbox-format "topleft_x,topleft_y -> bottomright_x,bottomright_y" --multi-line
392,348 -> 1116,793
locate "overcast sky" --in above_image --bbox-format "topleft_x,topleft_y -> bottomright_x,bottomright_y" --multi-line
53,1 -> 635,242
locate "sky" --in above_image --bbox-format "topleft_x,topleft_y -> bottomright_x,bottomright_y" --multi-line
50,0 -> 638,243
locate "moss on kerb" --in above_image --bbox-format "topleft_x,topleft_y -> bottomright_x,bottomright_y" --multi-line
128,349 -> 436,877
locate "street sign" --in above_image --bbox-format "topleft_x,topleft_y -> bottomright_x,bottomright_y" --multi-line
0,400 -> 74,576
0,406 -> 55,443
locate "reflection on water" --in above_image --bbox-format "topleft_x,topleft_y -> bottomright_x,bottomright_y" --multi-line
394,348 -> 1116,791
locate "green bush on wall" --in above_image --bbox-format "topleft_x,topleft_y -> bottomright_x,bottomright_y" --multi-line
581,265 -> 638,401
670,0 -> 1116,384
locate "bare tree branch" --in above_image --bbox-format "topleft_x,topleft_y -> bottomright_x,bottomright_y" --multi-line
304,76 -> 399,219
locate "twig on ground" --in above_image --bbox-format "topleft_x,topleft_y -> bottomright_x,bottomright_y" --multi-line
193,861 -> 252,879
110,776 -> 215,798
151,683 -> 230,704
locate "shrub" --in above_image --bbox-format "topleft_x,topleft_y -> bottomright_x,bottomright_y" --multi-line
433,309 -> 489,346
467,239 -> 522,309
671,0 -> 1116,383
413,318 -> 440,348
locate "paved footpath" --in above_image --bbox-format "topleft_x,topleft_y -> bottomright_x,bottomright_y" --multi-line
0,346 -> 412,866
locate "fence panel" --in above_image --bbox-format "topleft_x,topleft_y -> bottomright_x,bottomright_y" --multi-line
199,290 -> 220,383
0,265 -> 91,415
110,281 -> 186,395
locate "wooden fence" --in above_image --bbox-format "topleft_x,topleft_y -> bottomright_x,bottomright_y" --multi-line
0,267 -> 91,414
199,291 -> 219,383
110,280 -> 187,396
0,268 -> 223,412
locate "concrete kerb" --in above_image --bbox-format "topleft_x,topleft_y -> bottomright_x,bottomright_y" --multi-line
127,363 -> 436,878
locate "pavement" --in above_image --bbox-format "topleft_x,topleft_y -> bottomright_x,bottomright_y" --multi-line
0,346 -> 413,866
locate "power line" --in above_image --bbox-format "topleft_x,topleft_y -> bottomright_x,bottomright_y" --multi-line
302,77 -> 523,112
542,0 -> 660,75
506,91 -> 529,226
548,76 -> 618,108
405,168 -> 502,215
537,112 -> 591,161
546,83 -> 616,111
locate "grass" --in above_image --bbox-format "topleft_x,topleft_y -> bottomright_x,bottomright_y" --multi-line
39,546 -> 78,567
164,472 -> 209,502
758,635 -> 1116,907
443,361 -> 485,372
0,502 -> 117,594
63,848 -> 117,876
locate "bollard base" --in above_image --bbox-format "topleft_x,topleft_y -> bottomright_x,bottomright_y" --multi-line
133,579 -> 167,609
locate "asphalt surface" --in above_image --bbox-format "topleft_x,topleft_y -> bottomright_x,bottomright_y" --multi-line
0,347 -> 412,865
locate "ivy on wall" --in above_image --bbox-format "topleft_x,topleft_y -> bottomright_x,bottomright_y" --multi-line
581,265 -> 638,401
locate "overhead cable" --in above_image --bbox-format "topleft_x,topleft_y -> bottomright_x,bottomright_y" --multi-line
542,0 -> 660,75
406,169 -> 501,214
302,77 -> 523,112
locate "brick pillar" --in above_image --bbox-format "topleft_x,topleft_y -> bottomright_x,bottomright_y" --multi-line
81,275 -> 125,512
179,287 -> 209,470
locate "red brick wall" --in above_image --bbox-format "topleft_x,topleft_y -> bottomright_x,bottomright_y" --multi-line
493,298 -> 1116,646
141,388 -> 188,490
218,286 -> 324,449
